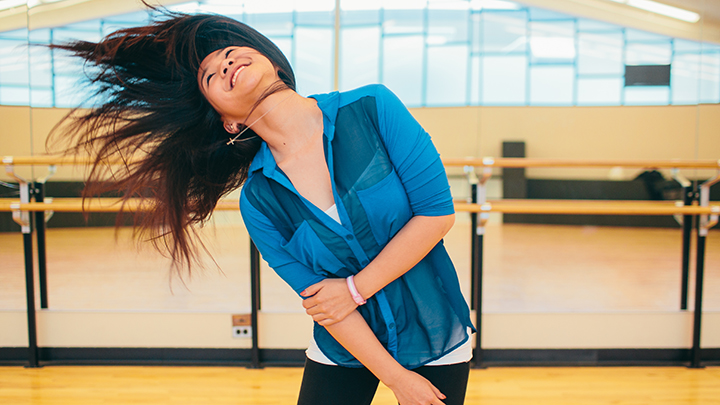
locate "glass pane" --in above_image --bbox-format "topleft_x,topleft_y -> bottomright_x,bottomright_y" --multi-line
426,44 -> 468,106
383,8 -> 424,35
54,75 -> 87,108
481,55 -> 526,105
294,27 -> 334,96
699,50 -> 720,103
624,86 -> 669,105
578,32 -> 623,75
52,27 -> 101,44
470,54 -> 480,104
577,18 -> 619,31
428,5 -> 469,44
29,46 -> 52,88
626,41 -> 672,65
0,86 -> 30,105
245,13 -> 295,37
577,77 -> 622,105
674,39 -> 702,52
341,0 -> 382,25
530,65 -> 574,105
27,28 -> 50,43
529,7 -> 570,20
269,37 -> 292,65
481,11 -> 527,54
625,28 -> 667,41
671,52 -> 701,105
296,10 -> 335,26
382,35 -> 423,106
0,39 -> 29,85
30,88 -> 53,108
340,26 -> 380,91
530,21 -> 575,64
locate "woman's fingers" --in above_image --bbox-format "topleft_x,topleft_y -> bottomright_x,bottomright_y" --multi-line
391,370 -> 447,405
299,278 -> 358,325
300,280 -> 325,298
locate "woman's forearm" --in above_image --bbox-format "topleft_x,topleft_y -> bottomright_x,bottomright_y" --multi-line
300,213 -> 454,326
353,214 -> 454,301
324,310 -> 447,404
324,310 -> 406,384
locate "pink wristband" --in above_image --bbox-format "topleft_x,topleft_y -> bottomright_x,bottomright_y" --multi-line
346,275 -> 366,305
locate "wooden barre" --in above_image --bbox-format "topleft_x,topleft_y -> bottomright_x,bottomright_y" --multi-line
4,156 -> 720,169
0,198 -> 238,213
442,157 -> 720,169
2,198 -> 718,216
456,200 -> 720,216
3,156 -> 100,166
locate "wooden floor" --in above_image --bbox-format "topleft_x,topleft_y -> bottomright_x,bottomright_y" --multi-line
1,365 -> 719,404
2,222 -> 720,404
0,221 -> 718,312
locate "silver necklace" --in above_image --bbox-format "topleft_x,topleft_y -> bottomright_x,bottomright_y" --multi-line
226,91 -> 295,146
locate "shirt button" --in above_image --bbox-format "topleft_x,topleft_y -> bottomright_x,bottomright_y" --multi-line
361,260 -> 369,266
389,323 -> 395,330
345,234 -> 355,241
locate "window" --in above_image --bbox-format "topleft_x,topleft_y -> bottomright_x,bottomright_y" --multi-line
1,0 -> 719,107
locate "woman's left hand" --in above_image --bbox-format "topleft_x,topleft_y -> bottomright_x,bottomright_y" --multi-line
300,279 -> 358,326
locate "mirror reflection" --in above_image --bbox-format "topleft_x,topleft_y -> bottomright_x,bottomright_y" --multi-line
1,1 -> 718,318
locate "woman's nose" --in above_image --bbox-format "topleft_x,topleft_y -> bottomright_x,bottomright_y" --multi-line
221,59 -> 234,76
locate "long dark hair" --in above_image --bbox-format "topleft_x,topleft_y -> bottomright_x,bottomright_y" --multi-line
48,6 -> 296,273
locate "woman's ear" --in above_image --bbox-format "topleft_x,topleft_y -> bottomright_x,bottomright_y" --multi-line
223,121 -> 240,134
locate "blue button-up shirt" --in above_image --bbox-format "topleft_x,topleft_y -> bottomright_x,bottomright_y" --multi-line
240,84 -> 474,368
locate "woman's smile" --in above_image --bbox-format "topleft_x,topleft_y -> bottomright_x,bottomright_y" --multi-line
230,64 -> 248,89
198,46 -> 280,127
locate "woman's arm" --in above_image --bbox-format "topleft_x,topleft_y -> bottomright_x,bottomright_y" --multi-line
301,213 -> 454,325
327,310 -> 447,405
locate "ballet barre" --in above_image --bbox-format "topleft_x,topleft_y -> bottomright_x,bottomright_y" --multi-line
3,155 -> 719,369
445,157 -> 720,369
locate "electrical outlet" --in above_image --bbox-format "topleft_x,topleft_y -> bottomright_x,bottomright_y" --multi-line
232,326 -> 252,339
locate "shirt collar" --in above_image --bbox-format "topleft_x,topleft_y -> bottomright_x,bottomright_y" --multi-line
248,91 -> 340,175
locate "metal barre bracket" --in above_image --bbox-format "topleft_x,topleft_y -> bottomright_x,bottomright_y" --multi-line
699,170 -> 720,236
5,163 -> 31,234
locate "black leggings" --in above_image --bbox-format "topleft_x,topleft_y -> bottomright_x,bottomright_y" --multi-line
296,358 -> 470,405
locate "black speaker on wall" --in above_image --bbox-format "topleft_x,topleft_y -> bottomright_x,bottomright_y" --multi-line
625,64 -> 671,86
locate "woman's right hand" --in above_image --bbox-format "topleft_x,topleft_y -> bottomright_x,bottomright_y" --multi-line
387,369 -> 446,405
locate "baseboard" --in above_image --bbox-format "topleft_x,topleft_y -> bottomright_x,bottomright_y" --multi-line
2,347 -> 718,367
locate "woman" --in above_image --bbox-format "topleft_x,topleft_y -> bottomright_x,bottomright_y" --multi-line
51,7 -> 475,405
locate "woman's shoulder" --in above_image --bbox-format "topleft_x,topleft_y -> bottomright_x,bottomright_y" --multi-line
338,83 -> 393,100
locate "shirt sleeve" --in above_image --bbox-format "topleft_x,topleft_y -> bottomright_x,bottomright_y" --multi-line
240,191 -> 325,296
374,85 -> 454,217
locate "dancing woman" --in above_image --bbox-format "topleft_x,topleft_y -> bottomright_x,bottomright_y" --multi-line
51,8 -> 475,405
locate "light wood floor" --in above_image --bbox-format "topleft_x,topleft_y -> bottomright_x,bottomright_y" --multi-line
1,365 -> 719,405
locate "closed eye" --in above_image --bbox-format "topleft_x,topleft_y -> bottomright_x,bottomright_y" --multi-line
225,48 -> 233,58
206,73 -> 214,87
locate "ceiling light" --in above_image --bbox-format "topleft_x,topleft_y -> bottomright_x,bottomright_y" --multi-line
0,0 -> 27,11
610,0 -> 700,23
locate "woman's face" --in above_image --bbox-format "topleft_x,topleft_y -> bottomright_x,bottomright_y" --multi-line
198,46 -> 280,133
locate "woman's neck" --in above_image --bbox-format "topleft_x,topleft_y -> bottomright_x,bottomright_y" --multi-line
247,90 -> 323,164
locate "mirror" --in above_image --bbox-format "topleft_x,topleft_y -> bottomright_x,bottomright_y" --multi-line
2,0 -> 718,356
0,1 -> 30,313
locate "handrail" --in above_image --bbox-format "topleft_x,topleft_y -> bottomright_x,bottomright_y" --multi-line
2,197 -> 718,216
455,200 -> 720,216
4,155 -> 720,169
443,157 -> 720,169
3,156 -> 99,166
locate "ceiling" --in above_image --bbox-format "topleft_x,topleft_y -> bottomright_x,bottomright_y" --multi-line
659,0 -> 720,24
2,0 -> 720,43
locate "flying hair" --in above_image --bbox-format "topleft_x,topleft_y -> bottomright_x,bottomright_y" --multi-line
46,2 -> 296,276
